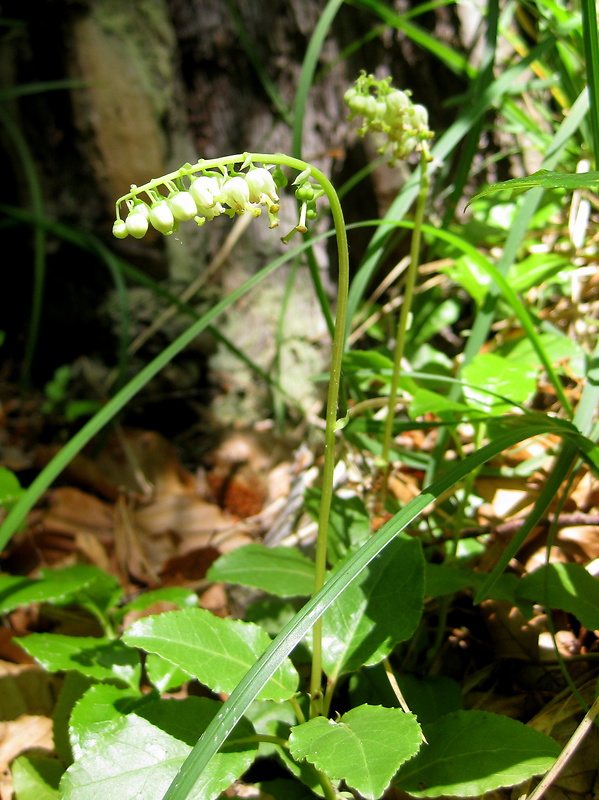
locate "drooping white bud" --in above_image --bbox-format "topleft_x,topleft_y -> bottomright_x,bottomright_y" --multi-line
125,211 -> 149,239
168,191 -> 198,221
221,176 -> 252,212
112,220 -> 128,239
189,175 -> 221,208
149,200 -> 175,234
245,168 -> 279,204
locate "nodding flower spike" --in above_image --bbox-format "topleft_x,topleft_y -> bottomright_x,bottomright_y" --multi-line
113,158 -> 302,240
344,71 -> 433,164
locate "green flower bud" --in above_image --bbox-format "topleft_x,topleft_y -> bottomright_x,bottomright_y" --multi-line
112,220 -> 128,239
168,190 -> 198,221
295,182 -> 314,203
126,211 -> 149,239
149,200 -> 175,234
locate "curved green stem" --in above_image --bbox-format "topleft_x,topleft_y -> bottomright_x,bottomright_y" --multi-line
381,148 -> 430,466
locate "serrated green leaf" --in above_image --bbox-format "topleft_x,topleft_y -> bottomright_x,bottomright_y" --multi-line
470,169 -> 599,204
146,653 -> 191,693
516,562 -> 599,629
0,466 -> 23,511
394,710 -> 560,797
321,534 -> 424,680
207,544 -> 315,597
0,564 -> 120,615
62,698 -> 257,800
305,490 -> 371,564
118,587 -> 198,617
122,608 -> 298,701
69,683 -> 143,759
11,754 -> 62,800
289,705 -> 422,800
18,634 -> 141,688
462,353 -> 537,414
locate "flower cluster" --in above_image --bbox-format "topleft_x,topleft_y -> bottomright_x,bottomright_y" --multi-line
112,163 -> 282,240
344,72 -> 433,164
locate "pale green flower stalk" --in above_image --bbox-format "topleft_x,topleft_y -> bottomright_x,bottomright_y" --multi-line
344,72 -> 434,468
113,152 -> 348,721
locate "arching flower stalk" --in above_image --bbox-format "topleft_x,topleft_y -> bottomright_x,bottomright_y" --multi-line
344,73 -> 435,469
113,152 -> 349,722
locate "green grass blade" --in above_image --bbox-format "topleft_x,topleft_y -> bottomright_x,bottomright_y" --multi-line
581,0 -> 599,165
225,0 -> 292,126
0,240 -> 319,549
350,0 -> 473,76
162,416 -> 583,800
292,0 -> 344,159
0,108 -> 45,386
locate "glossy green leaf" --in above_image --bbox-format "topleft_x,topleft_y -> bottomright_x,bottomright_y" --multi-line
289,705 -> 422,800
118,587 -> 198,617
0,564 -> 120,615
305,489 -> 371,564
18,634 -> 141,688
69,683 -> 143,759
11,754 -> 62,800
470,169 -> 599,204
62,697 -> 257,800
122,608 -> 298,701
462,353 -> 537,414
394,710 -> 560,797
0,466 -> 23,511
516,562 -> 599,629
146,653 -> 191,693
207,544 -> 315,597
321,534 -> 424,680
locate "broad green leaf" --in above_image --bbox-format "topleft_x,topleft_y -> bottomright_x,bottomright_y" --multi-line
394,710 -> 560,797
462,353 -> 537,414
118,587 -> 198,617
321,534 -> 424,680
18,634 -> 141,688
409,389 -> 473,421
122,608 -> 298,701
207,544 -> 315,597
11,754 -> 62,800
0,466 -> 22,511
146,653 -> 191,693
259,778 -> 319,800
470,169 -> 599,203
69,683 -> 144,759
516,562 -> 599,630
0,564 -> 120,615
62,698 -> 257,800
498,331 -> 586,378
289,705 -> 422,800
349,667 -> 462,725
305,490 -> 371,564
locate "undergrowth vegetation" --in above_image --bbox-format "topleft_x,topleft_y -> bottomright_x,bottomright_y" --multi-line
1,0 -> 599,799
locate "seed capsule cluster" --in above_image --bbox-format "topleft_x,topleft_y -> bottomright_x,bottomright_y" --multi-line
344,72 -> 433,164
112,164 -> 282,240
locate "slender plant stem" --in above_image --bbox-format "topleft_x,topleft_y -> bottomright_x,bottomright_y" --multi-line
381,148 -> 430,466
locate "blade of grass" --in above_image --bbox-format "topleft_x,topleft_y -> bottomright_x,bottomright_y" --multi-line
0,236 -> 321,549
581,0 -> 599,166
350,0 -> 473,77
162,415 -> 588,800
0,108 -> 45,387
